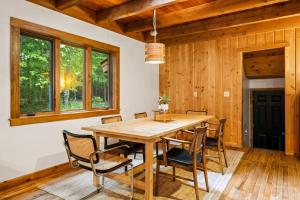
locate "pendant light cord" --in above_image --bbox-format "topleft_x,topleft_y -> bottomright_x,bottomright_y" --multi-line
153,9 -> 157,43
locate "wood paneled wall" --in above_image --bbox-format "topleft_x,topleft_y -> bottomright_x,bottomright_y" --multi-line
160,29 -> 299,155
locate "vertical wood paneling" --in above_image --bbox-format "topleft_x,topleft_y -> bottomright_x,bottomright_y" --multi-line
160,29 -> 299,152
285,29 -> 296,155
296,29 -> 300,155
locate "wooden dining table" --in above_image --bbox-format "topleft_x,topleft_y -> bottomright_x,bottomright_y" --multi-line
82,113 -> 213,200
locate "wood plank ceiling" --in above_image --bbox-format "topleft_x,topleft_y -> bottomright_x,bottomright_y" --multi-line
27,0 -> 300,42
243,48 -> 285,79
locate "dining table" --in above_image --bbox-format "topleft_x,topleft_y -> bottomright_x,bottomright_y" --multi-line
82,113 -> 214,200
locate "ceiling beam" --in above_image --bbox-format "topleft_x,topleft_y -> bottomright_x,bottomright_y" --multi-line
125,0 -> 290,33
56,0 -> 81,10
96,0 -> 188,23
27,0 -> 145,41
144,0 -> 300,41
161,14 -> 300,44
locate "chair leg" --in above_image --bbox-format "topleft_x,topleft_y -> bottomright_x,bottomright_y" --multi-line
142,147 -> 145,163
172,166 -> 176,182
203,162 -> 209,192
217,148 -> 224,175
128,163 -> 134,200
222,144 -> 228,168
134,152 -> 137,159
124,153 -> 128,172
102,175 -> 105,187
192,166 -> 200,200
156,142 -> 159,156
155,163 -> 160,196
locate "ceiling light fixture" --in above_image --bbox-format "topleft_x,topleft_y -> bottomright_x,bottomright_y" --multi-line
145,10 -> 165,64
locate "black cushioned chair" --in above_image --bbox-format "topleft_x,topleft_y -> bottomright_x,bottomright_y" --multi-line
156,126 -> 209,200
63,130 -> 134,199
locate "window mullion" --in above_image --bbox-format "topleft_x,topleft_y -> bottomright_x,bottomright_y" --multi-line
54,39 -> 61,113
86,47 -> 92,111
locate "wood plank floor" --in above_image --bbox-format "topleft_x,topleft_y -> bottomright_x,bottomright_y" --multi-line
1,148 -> 300,200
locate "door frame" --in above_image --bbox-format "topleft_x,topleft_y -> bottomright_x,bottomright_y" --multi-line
239,42 -> 299,155
249,88 -> 285,148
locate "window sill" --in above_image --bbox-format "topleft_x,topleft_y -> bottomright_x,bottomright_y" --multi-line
9,109 -> 120,126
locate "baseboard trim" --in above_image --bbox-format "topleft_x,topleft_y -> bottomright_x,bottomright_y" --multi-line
0,162 -> 71,191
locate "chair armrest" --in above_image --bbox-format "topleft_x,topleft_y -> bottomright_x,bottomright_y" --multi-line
180,129 -> 194,135
89,150 -> 103,177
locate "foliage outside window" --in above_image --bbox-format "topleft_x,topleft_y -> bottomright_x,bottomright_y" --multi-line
10,18 -> 120,126
60,44 -> 84,111
92,50 -> 110,109
20,34 -> 54,114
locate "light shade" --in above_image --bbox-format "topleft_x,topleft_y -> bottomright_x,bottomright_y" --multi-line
145,43 -> 165,64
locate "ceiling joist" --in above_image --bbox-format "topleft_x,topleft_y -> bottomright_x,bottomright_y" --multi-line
125,0 -> 290,33
55,0 -> 82,10
96,0 -> 188,23
146,0 -> 300,41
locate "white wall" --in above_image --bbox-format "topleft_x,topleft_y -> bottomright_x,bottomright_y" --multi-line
0,0 -> 159,182
249,78 -> 284,88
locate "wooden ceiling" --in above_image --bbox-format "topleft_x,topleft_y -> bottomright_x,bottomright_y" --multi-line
27,0 -> 300,42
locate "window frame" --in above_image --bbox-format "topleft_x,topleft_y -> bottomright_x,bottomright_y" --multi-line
10,17 -> 120,126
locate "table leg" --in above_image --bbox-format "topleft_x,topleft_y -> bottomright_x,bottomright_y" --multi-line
93,132 -> 101,186
145,141 -> 154,200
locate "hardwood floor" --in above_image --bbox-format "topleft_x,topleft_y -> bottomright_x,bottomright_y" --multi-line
221,148 -> 300,200
1,148 -> 300,200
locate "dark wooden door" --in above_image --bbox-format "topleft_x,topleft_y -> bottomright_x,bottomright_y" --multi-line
253,90 -> 285,151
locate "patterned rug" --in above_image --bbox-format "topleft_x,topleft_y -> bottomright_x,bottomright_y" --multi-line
39,149 -> 244,200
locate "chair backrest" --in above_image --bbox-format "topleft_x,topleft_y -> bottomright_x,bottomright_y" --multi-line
189,126 -> 208,155
101,115 -> 122,124
186,110 -> 208,115
63,130 -> 98,163
216,118 -> 227,141
134,112 -> 148,119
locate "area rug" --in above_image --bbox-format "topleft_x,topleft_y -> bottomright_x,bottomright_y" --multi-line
39,149 -> 244,200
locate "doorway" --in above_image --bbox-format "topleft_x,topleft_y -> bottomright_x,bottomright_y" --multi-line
252,89 -> 285,151
242,47 -> 286,151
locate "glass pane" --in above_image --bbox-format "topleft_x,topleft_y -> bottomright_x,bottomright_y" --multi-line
20,34 -> 53,114
92,50 -> 110,109
60,44 -> 84,111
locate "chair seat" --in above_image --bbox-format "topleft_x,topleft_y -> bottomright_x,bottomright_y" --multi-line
206,137 -> 218,147
157,147 -> 202,166
78,152 -> 132,174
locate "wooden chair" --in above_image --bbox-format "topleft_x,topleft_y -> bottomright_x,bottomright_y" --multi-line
134,112 -> 169,156
63,130 -> 134,199
133,112 -> 148,159
134,112 -> 147,119
156,126 -> 209,200
206,118 -> 228,174
101,116 -> 145,165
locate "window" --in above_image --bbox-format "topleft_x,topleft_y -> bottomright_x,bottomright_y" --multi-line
10,18 -> 120,126
19,34 -> 54,114
92,50 -> 110,109
60,44 -> 84,111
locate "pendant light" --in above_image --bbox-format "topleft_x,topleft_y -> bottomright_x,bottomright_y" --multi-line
145,10 -> 165,64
